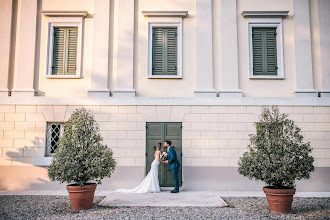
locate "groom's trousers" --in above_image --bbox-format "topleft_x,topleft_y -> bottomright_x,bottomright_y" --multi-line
171,167 -> 180,191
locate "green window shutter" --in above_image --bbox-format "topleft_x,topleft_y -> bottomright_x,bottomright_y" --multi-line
66,28 -> 78,75
252,27 -> 277,75
52,27 -> 78,75
152,28 -> 164,75
52,28 -> 65,75
152,27 -> 177,75
166,28 -> 177,75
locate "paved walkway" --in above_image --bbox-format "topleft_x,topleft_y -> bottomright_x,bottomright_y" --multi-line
99,191 -> 228,207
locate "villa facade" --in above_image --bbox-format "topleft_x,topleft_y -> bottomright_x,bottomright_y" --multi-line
0,0 -> 329,191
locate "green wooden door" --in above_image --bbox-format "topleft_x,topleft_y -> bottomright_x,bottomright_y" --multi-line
146,122 -> 182,187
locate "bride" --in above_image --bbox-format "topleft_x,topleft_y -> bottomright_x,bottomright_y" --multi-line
115,143 -> 165,193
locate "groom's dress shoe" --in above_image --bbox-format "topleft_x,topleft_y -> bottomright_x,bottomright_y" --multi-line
171,190 -> 179,193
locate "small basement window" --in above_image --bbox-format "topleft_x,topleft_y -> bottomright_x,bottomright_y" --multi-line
46,122 -> 64,156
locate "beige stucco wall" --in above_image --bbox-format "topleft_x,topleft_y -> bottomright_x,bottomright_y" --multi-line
0,104 -> 329,190
236,0 -> 295,97
135,0 -> 196,97
1,0 -> 328,97
0,104 -> 329,167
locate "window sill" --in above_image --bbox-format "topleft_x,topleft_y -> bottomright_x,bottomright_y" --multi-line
147,75 -> 182,79
34,157 -> 52,166
249,75 -> 284,80
46,75 -> 81,79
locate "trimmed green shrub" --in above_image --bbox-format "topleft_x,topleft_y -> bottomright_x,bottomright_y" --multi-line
48,108 -> 116,187
238,106 -> 314,188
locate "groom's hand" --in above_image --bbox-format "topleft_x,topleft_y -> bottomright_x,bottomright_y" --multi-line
164,160 -> 168,164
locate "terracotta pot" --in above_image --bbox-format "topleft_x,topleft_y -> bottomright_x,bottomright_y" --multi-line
66,183 -> 97,210
263,186 -> 296,214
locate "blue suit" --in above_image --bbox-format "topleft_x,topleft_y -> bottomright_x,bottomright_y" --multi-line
167,146 -> 180,191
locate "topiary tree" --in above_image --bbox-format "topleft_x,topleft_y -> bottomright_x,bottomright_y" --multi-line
238,105 -> 314,189
48,108 -> 116,187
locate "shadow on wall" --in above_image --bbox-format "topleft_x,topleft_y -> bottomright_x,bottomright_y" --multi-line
0,137 -> 52,190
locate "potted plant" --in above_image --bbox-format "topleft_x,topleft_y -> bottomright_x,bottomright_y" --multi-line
48,108 -> 116,210
238,106 -> 314,214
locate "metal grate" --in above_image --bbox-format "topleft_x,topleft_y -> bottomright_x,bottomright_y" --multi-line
46,122 -> 64,156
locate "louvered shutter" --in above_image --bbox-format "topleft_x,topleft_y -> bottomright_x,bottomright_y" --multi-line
152,28 -> 164,75
52,27 -> 77,75
52,28 -> 65,75
66,28 -> 78,75
152,27 -> 177,75
252,27 -> 277,75
166,28 -> 177,75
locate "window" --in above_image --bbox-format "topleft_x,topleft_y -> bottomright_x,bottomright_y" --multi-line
143,11 -> 187,79
152,27 -> 177,75
252,27 -> 277,75
52,27 -> 78,75
46,122 -> 64,156
242,11 -> 288,79
42,11 -> 88,78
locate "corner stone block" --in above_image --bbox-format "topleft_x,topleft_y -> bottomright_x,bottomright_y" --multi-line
14,139 -> 35,148
15,122 -> 35,131
5,113 -> 25,122
201,149 -> 220,157
292,107 -> 314,114
111,147 -> 127,157
54,106 -> 67,122
101,106 -> 119,113
228,106 -> 247,113
24,131 -> 45,139
0,139 -> 13,148
0,122 -> 15,130
191,140 -> 210,148
209,106 -> 229,113
119,106 -> 137,113
191,106 -> 210,113
209,140 -> 229,148
37,106 -> 55,122
26,113 -> 45,122
4,131 -> 25,139
35,122 -> 47,131
220,149 -> 239,158
16,105 -> 36,113
116,158 -> 136,166
314,107 -> 330,114
0,106 -> 15,113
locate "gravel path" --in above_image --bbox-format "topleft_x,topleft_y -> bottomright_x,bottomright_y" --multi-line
0,195 -> 329,220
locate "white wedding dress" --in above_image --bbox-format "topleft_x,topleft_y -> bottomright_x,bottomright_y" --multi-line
115,155 -> 161,193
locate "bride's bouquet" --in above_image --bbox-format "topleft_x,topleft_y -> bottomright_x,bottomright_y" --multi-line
161,152 -> 168,161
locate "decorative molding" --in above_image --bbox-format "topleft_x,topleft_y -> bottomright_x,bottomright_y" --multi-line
41,10 -> 89,17
142,11 -> 188,17
247,18 -> 285,79
147,18 -> 183,79
0,97 -> 329,106
241,11 -> 289,18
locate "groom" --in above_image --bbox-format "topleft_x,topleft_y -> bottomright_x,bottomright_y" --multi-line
164,140 -> 180,193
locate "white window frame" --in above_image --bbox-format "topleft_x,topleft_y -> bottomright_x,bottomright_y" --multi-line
147,17 -> 183,79
248,18 -> 284,79
44,16 -> 84,79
